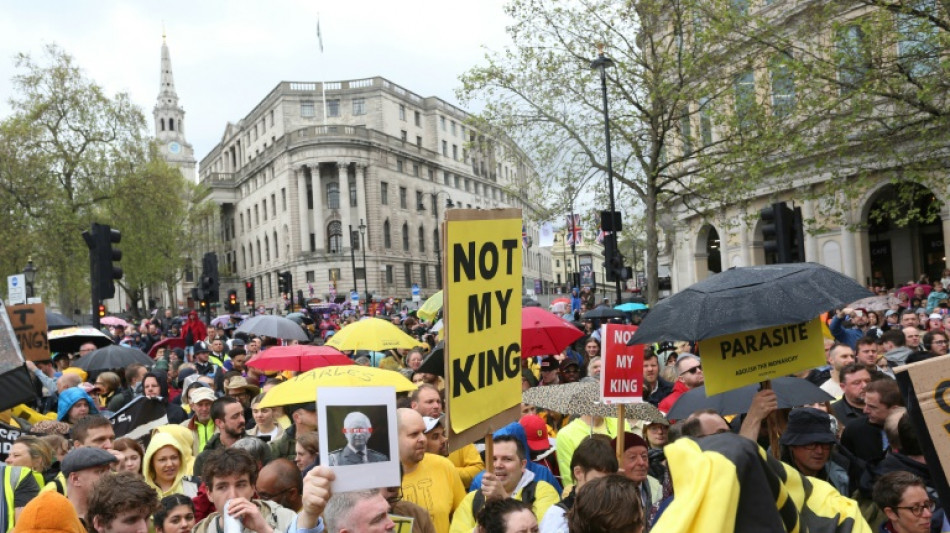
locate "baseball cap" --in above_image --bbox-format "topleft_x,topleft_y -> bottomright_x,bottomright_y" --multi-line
61,447 -> 118,476
930,313 -> 943,320
423,415 -> 443,433
519,415 -> 550,452
189,387 -> 216,404
884,310 -> 897,317
559,358 -> 580,371
539,356 -> 559,372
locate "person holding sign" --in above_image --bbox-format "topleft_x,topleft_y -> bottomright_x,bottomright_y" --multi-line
449,435 -> 559,533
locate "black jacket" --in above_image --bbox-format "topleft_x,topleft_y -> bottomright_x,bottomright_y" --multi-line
645,378 -> 674,407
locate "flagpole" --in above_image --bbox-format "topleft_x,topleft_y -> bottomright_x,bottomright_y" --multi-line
317,15 -> 327,128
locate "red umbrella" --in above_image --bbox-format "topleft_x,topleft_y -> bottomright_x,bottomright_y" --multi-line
246,344 -> 354,372
147,337 -> 186,358
521,307 -> 584,358
897,284 -> 931,301
551,297 -> 570,306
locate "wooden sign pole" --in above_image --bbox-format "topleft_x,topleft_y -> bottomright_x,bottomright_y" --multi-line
615,403 -> 626,462
761,380 -> 781,459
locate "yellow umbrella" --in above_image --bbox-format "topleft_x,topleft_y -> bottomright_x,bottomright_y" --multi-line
417,291 -> 443,322
326,317 -> 424,352
258,366 -> 417,407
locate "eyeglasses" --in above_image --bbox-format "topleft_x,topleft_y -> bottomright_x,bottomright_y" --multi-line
894,500 -> 935,517
932,340 -> 948,345
800,442 -> 833,451
680,365 -> 702,375
256,487 -> 292,501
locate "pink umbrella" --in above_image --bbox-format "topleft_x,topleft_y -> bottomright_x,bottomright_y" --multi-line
551,297 -> 570,306
897,284 -> 931,300
100,316 -> 130,328
246,344 -> 354,372
147,337 -> 186,358
521,307 -> 584,358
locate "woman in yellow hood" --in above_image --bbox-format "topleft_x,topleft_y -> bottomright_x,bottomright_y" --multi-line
143,431 -> 196,498
151,424 -> 197,475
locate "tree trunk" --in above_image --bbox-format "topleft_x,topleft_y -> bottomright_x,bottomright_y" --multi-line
645,187 -> 660,307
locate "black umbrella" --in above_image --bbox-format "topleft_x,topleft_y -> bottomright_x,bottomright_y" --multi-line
522,299 -> 542,308
237,315 -> 310,341
665,376 -> 834,420
45,311 -> 76,331
72,345 -> 153,372
583,307 -> 625,320
630,263 -> 873,345
417,341 -> 444,377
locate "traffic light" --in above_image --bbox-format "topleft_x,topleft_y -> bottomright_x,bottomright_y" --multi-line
199,299 -> 208,310
82,222 -> 123,300
97,303 -> 106,318
278,271 -> 293,295
245,281 -> 255,308
760,202 -> 804,263
228,290 -> 238,312
200,253 -> 219,303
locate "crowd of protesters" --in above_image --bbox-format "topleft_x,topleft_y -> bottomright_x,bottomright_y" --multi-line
1,272 -> 949,533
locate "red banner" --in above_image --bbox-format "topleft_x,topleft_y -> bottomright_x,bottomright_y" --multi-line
600,324 -> 644,404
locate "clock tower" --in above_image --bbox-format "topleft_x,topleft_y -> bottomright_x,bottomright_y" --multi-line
154,34 -> 196,182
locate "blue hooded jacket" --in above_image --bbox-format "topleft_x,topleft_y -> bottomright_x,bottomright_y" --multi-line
468,421 -> 562,494
57,386 -> 100,421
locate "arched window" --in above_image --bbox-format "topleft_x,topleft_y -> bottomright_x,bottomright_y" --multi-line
273,231 -> 279,259
327,182 -> 340,209
169,118 -> 175,131
418,225 -> 426,253
264,235 -> 270,262
160,118 -> 165,131
328,221 -> 343,253
384,220 -> 392,249
402,223 -> 410,252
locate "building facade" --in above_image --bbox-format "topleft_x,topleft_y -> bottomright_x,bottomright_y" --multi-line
197,77 -> 552,309
549,229 -> 606,295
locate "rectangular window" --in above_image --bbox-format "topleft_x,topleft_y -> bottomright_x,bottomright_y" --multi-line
440,116 -> 446,130
734,70 -> 756,131
416,190 -> 424,210
420,265 -> 428,288
381,182 -> 389,204
401,130 -> 408,142
385,265 -> 394,284
350,177 -> 358,207
269,110 -> 274,127
442,140 -> 448,156
454,175 -> 460,188
404,263 -> 413,287
327,99 -> 340,117
414,111 -> 421,127
835,25 -> 870,93
444,172 -> 451,185
428,168 -> 435,181
400,187 -> 407,209
301,101 -> 315,117
680,111 -> 692,156
416,136 -> 422,147
897,1 -> 939,78
452,145 -> 458,160
271,194 -> 277,217
397,159 -> 404,173
451,121 -> 456,135
699,96 -> 713,146
413,163 -> 420,177
399,104 -> 406,120
353,98 -> 366,115
281,188 -> 287,211
309,233 -> 316,251
306,271 -> 315,283
770,54 -> 795,118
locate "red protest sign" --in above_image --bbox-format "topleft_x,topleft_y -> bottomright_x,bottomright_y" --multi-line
600,324 -> 644,404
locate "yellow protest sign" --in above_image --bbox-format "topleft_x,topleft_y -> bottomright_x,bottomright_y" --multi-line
444,209 -> 523,439
698,318 -> 825,395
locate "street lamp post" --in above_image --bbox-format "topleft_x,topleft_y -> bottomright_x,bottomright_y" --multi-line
591,44 -> 623,305
431,192 -> 454,289
23,258 -> 36,299
359,219 -> 369,309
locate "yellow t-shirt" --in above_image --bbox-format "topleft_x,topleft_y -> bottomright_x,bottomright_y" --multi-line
402,453 -> 466,533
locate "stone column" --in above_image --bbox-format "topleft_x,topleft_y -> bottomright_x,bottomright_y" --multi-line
738,216 -> 751,267
355,163 -> 368,236
803,199 -> 819,262
311,164 -> 325,251
841,221 -> 857,279
338,162 -> 352,242
296,167 -> 311,253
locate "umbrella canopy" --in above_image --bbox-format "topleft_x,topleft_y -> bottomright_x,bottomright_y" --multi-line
45,311 -> 76,331
100,316 -> 129,328
897,284 -> 931,300
246,345 -> 353,372
615,302 -> 649,312
551,297 -> 570,306
258,365 -> 416,408
630,263 -> 874,345
48,327 -> 113,354
417,291 -> 443,322
236,315 -> 309,341
665,377 -> 834,420
417,341 -> 444,376
285,312 -> 314,325
848,294 -> 901,312
326,317 -> 423,352
72,344 -> 153,372
522,299 -> 542,308
523,381 -> 666,422
583,307 -> 626,320
211,314 -> 246,328
147,337 -> 186,358
521,307 -> 584,358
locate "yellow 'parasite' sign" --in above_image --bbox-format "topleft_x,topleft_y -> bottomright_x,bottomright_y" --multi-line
698,318 -> 826,395
444,209 -> 523,435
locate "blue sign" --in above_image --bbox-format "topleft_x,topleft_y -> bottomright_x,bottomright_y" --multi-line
411,284 -> 420,296
350,291 -> 360,302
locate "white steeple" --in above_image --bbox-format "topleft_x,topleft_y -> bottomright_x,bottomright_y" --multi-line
154,32 -> 196,182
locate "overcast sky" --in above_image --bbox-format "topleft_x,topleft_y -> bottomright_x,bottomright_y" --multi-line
0,0 -> 512,163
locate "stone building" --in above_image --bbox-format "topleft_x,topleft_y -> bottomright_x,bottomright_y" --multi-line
197,77 -> 552,309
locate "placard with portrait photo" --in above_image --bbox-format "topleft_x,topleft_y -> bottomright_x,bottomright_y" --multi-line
317,386 -> 399,492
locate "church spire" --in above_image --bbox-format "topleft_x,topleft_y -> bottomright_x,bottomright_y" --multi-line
158,35 -> 178,106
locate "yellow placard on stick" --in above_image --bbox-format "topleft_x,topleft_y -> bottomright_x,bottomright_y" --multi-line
698,318 -> 825,395
444,209 -> 523,446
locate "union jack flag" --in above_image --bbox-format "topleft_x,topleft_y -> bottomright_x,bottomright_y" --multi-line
595,227 -> 610,244
566,214 -> 583,246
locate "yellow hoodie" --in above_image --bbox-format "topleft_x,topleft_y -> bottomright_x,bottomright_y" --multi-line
152,424 -> 197,476
143,432 -> 193,498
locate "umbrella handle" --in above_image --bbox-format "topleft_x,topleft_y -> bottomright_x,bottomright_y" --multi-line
761,380 -> 781,460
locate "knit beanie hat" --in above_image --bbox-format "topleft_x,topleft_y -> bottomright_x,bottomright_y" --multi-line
12,490 -> 85,533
